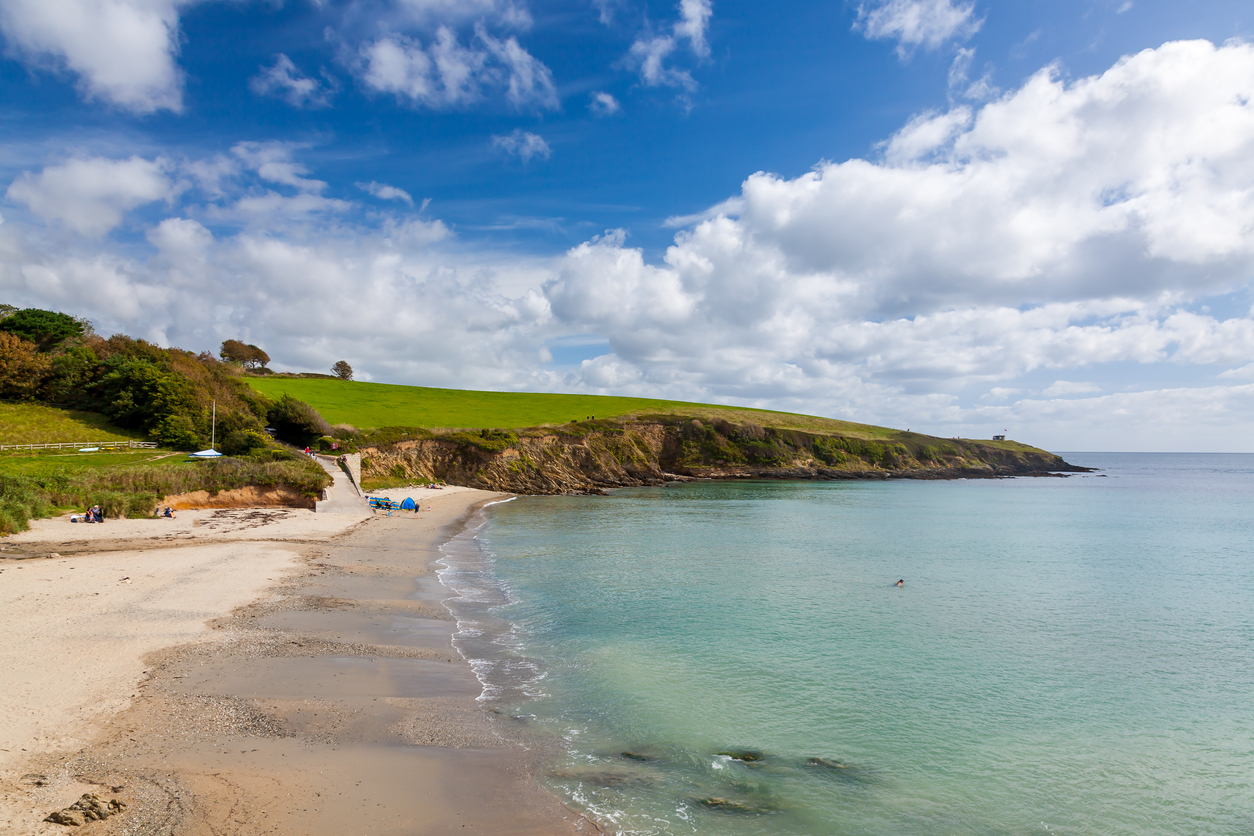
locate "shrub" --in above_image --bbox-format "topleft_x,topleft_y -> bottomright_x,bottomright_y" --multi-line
0,333 -> 52,399
152,414 -> 202,450
812,439 -> 849,466
447,429 -> 518,452
220,429 -> 269,456
735,423 -> 767,441
268,395 -> 332,446
741,440 -> 788,465
0,308 -> 83,350
0,473 -> 54,534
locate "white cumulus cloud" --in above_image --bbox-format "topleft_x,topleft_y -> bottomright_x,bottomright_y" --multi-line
6,156 -> 172,237
0,0 -> 186,112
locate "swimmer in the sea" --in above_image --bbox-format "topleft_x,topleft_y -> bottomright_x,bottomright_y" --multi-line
895,579 -> 904,587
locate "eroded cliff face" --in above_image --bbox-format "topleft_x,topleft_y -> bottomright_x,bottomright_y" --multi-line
359,419 -> 1084,496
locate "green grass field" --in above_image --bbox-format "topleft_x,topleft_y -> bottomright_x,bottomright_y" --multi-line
245,377 -> 907,439
0,403 -> 147,445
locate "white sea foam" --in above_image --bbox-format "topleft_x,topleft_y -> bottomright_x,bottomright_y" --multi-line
435,503 -> 547,705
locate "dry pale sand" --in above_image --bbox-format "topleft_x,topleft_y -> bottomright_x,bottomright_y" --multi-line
0,485 -> 590,835
4,505 -> 372,552
0,543 -> 302,769
363,483 -> 480,504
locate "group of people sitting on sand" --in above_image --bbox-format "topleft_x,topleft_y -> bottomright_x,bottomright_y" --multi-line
153,506 -> 176,518
70,506 -> 104,523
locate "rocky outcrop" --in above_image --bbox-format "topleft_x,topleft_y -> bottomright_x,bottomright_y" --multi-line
358,418 -> 1087,496
45,793 -> 126,826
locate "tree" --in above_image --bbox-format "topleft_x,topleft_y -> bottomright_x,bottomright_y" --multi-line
0,333 -> 52,398
220,339 -> 270,370
0,308 -> 84,351
332,360 -> 353,380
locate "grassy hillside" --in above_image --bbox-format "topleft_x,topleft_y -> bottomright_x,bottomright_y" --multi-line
0,402 -> 330,534
0,403 -> 147,445
244,377 -> 913,440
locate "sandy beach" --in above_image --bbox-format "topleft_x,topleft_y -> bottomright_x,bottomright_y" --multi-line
0,484 -> 592,835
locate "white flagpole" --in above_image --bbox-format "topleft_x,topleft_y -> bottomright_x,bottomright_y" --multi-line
211,400 -> 216,451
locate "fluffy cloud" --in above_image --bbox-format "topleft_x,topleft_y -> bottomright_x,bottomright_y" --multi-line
541,39 -> 1254,433
357,26 -> 556,109
6,156 -> 172,236
856,0 -> 981,55
0,0 -> 185,112
492,129 -> 551,163
250,54 -> 336,108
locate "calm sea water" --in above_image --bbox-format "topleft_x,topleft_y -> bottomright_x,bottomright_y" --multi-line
437,454 -> 1254,836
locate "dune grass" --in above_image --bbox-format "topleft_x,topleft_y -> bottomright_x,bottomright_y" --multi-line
0,403 -> 147,445
245,377 -> 907,439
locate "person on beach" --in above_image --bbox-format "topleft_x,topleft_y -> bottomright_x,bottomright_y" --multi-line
895,579 -> 904,587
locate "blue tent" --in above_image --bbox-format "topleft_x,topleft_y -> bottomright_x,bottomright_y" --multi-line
400,497 -> 416,510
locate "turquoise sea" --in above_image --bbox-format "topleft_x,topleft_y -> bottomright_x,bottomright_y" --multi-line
437,454 -> 1254,836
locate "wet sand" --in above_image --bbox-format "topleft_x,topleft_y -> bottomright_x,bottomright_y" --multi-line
0,490 -> 594,835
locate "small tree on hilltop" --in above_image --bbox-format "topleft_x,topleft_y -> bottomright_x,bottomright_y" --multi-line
332,360 -> 353,380
221,339 -> 271,370
220,339 -> 249,365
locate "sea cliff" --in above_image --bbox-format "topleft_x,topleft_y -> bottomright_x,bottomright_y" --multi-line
358,416 -> 1084,495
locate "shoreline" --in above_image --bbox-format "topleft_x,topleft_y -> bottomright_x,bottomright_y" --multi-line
0,487 -> 593,835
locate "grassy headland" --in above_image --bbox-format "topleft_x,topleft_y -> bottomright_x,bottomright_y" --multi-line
244,378 -> 1081,495
246,376 -> 904,439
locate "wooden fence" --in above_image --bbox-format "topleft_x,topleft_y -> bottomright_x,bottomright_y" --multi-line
0,440 -> 158,451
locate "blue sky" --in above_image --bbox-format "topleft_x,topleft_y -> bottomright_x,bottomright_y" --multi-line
2,0 -> 1254,450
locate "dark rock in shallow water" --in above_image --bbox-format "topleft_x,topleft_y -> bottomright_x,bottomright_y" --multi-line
716,749 -> 766,763
45,793 -> 126,826
691,796 -> 777,814
805,757 -> 849,770
550,768 -> 659,789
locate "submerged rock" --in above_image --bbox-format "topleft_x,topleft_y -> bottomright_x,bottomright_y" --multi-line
44,793 -> 126,827
550,768 -> 659,789
715,749 -> 766,763
804,756 -> 849,770
691,796 -> 777,814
